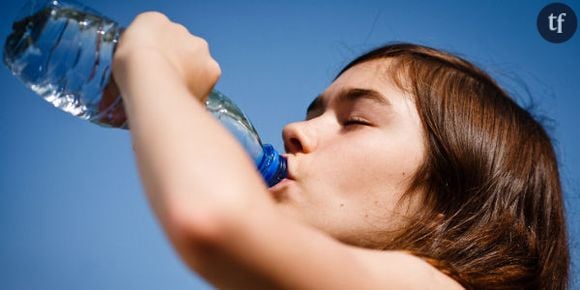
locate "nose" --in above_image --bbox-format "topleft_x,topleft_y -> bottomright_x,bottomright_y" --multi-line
282,121 -> 317,154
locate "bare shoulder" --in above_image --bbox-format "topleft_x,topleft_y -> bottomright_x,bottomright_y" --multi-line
347,247 -> 465,290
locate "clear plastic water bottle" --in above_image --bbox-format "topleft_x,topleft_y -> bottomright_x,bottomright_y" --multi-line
3,0 -> 287,187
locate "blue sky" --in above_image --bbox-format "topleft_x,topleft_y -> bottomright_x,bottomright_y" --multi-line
1,0 -> 578,289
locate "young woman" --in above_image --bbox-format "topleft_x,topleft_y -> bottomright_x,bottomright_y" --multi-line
112,12 -> 569,289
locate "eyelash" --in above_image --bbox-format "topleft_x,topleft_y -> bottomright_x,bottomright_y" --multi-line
344,117 -> 371,126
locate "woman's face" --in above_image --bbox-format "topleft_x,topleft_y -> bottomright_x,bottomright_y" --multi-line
269,59 -> 426,246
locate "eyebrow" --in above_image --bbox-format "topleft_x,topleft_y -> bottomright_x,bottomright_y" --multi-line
306,88 -> 390,116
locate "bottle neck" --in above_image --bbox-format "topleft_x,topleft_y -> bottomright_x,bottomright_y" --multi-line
258,144 -> 287,187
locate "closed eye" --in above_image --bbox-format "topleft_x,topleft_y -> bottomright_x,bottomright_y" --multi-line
343,117 -> 372,126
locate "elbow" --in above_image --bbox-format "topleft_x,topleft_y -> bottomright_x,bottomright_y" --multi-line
160,203 -> 232,273
163,199 -> 241,251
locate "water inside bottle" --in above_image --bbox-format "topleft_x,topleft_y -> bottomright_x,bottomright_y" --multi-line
3,1 -> 124,127
206,91 -> 265,165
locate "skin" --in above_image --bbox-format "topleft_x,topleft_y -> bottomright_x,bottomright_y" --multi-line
113,12 -> 463,290
272,60 -> 426,247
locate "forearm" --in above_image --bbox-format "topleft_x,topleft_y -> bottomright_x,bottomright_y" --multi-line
109,14 -> 294,285
115,51 -> 272,233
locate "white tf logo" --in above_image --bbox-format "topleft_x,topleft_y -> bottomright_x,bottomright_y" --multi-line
537,3 -> 577,43
548,13 -> 567,34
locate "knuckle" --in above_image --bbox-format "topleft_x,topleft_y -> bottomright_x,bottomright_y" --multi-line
208,59 -> 222,78
189,36 -> 210,54
196,37 -> 209,48
173,23 -> 190,34
136,11 -> 169,24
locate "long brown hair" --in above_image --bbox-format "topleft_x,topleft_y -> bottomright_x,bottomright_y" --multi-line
338,43 -> 569,289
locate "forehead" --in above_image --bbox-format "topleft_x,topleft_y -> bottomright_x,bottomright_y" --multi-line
337,59 -> 392,83
322,59 -> 403,104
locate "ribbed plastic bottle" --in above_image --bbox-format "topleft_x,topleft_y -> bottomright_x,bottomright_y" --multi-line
3,0 -> 287,187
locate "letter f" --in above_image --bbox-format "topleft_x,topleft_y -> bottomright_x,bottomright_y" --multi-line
557,13 -> 567,33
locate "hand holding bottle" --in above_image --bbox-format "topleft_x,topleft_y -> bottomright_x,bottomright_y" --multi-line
4,1 -> 286,187
112,12 -> 221,103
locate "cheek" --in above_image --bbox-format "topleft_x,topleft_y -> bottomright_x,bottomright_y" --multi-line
322,138 -> 422,198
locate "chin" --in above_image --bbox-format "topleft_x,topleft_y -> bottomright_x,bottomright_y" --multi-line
269,179 -> 295,202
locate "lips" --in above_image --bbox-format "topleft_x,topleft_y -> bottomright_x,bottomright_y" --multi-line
282,154 -> 296,181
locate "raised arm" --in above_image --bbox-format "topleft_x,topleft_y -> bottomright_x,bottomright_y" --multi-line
112,11 -> 272,245
112,12 -> 463,290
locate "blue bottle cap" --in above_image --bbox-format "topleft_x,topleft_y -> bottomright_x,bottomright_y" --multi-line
258,144 -> 287,187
